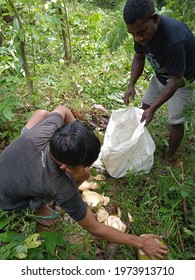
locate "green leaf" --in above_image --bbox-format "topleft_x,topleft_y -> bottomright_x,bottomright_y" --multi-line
40,231 -> 66,255
0,248 -> 11,260
13,18 -> 20,31
0,216 -> 9,229
40,231 -> 66,246
181,190 -> 189,198
27,249 -> 43,260
0,242 -> 19,260
0,65 -> 10,75
3,107 -> 14,120
183,227 -> 194,236
13,36 -> 21,48
0,231 -> 23,242
18,29 -> 25,42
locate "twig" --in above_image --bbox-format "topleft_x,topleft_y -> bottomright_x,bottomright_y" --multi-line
175,217 -> 185,251
179,162 -> 189,228
179,162 -> 184,182
169,168 -> 182,186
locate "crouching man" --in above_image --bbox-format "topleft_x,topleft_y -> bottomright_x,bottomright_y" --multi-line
0,105 -> 168,259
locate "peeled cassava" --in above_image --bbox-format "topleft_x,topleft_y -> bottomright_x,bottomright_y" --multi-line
127,212 -> 134,223
82,190 -> 110,209
80,181 -> 127,234
78,181 -> 99,191
104,215 -> 127,233
93,174 -> 106,181
96,207 -> 109,222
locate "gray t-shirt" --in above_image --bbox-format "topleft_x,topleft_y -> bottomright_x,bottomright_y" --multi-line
0,113 -> 87,221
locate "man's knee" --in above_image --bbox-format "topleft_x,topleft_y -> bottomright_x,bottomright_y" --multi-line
25,109 -> 49,129
35,109 -> 49,119
169,123 -> 184,131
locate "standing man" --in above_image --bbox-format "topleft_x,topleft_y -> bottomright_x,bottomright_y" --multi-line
123,0 -> 195,160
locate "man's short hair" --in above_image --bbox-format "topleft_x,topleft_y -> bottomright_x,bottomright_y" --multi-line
50,120 -> 101,167
123,0 -> 155,24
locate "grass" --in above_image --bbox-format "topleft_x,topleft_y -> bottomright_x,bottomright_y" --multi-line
0,0 -> 195,260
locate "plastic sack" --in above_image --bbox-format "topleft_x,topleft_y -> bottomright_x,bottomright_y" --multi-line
96,107 -> 155,178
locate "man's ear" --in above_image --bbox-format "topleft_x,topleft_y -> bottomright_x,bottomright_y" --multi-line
151,13 -> 159,23
59,163 -> 68,171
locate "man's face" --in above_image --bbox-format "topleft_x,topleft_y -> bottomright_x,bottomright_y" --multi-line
126,15 -> 159,46
66,166 -> 90,185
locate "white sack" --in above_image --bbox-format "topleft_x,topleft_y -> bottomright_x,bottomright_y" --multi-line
98,107 -> 155,178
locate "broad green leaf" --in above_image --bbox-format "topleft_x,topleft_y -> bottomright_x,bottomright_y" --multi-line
0,242 -> 19,260
18,29 -> 25,42
1,131 -> 9,139
181,190 -> 189,198
13,18 -> 20,32
3,107 -> 14,120
40,231 -> 66,255
0,216 -> 9,229
13,36 -> 21,48
0,0 -> 6,5
42,239 -> 56,255
0,248 -> 11,260
0,231 -> 23,242
27,249 -> 43,260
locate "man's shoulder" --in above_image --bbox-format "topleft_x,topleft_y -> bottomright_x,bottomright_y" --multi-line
159,15 -> 188,36
158,15 -> 191,46
159,15 -> 183,26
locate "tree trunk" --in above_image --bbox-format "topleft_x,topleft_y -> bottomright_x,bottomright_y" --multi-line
58,6 -> 70,65
7,0 -> 33,95
62,0 -> 72,64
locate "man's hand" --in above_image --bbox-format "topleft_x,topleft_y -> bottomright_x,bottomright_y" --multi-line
78,208 -> 169,260
140,74 -> 183,125
140,234 -> 169,260
141,107 -> 155,125
123,86 -> 136,106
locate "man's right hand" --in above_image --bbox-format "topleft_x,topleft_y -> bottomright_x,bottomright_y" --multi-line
123,86 -> 136,106
140,234 -> 169,260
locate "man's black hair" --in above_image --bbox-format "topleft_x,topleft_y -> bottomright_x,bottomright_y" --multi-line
49,120 -> 101,167
123,0 -> 155,24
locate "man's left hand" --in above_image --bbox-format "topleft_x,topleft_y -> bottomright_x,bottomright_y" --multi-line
141,107 -> 155,125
